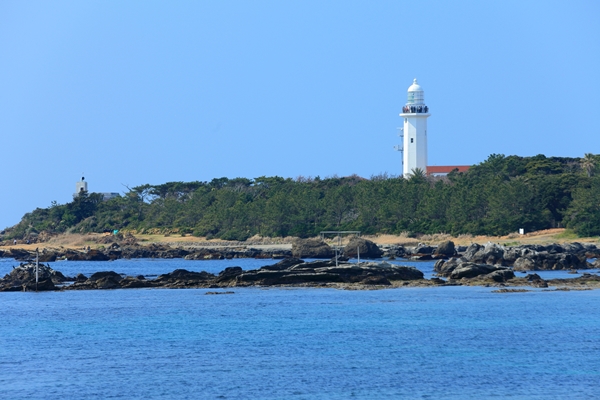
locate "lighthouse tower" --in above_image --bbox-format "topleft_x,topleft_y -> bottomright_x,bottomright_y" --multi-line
400,79 -> 430,177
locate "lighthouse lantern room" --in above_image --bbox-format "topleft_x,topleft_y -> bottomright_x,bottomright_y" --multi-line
400,79 -> 430,177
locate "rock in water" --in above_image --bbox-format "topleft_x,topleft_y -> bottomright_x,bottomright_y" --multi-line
0,263 -> 61,291
292,238 -> 334,258
343,237 -> 383,259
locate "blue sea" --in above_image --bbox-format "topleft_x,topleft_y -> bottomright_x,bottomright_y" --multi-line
1,258 -> 600,399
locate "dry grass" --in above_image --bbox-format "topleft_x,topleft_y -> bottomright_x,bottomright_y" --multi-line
1,228 -> 598,252
367,229 -> 599,247
46,233 -> 103,249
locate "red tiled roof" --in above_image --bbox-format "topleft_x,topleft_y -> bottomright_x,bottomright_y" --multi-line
426,165 -> 471,175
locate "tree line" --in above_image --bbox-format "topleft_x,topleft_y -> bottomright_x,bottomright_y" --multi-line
7,154 -> 600,240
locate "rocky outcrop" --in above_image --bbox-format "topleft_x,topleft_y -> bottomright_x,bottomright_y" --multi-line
513,252 -> 588,271
461,242 -> 593,271
0,243 -> 293,262
381,245 -> 406,258
50,259 -> 425,290
0,263 -> 66,291
184,247 -> 292,260
67,270 -> 124,290
434,258 -> 514,282
463,242 -> 505,265
153,269 -> 215,288
233,260 -> 423,286
8,248 -> 32,261
342,237 -> 383,259
292,239 -> 334,258
414,245 -> 435,255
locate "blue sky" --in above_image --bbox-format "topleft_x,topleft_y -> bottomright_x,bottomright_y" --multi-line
1,0 -> 598,229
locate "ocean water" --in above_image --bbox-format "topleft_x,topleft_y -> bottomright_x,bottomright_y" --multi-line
2,257 -> 597,281
1,258 -> 600,399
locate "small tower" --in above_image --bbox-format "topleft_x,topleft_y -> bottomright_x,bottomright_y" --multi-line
74,176 -> 88,198
400,79 -> 430,177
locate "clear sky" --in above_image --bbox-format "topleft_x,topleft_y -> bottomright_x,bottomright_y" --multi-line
1,0 -> 598,229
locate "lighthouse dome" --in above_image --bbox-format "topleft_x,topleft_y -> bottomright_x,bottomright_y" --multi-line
406,78 -> 425,105
407,78 -> 423,92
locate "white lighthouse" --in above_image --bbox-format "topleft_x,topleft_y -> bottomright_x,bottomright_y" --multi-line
400,79 -> 430,177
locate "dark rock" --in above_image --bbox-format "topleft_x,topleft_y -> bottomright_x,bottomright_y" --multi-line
433,259 -> 446,272
23,278 -> 56,291
463,243 -> 482,260
463,242 -> 505,265
434,257 -> 465,276
50,269 -> 68,283
0,263 -> 62,291
342,237 -> 383,259
360,275 -> 391,285
379,265 -> 424,281
275,272 -> 344,284
215,266 -> 244,283
155,269 -> 214,283
383,245 -> 406,258
447,262 -> 508,280
38,252 -> 57,262
562,242 -> 585,254
291,238 -> 334,258
75,273 -> 88,282
484,269 -> 515,282
218,266 -> 243,277
88,271 -> 123,282
152,269 -> 216,288
260,258 -> 304,271
435,241 -> 456,257
534,280 -> 548,288
9,248 -> 31,261
234,261 -> 423,286
415,245 -> 434,255
513,252 -> 589,271
119,277 -> 154,289
94,276 -> 121,289
545,243 -> 564,254
526,273 -> 542,281
289,259 -> 337,271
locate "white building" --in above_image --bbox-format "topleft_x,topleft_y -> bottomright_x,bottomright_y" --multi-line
400,79 -> 430,177
74,176 -> 88,197
74,176 -> 120,201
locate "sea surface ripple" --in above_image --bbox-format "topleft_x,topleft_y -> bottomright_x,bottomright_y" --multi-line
0,259 -> 599,399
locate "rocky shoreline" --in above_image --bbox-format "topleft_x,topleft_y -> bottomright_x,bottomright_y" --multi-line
2,237 -> 599,265
1,238 -> 599,292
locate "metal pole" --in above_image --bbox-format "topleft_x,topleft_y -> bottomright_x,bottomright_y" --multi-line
335,248 -> 338,267
35,248 -> 39,292
357,247 -> 360,265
